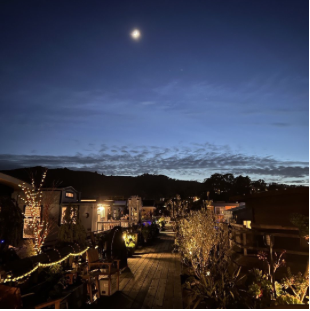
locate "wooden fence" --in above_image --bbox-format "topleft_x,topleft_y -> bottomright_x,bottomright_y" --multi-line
222,223 -> 308,257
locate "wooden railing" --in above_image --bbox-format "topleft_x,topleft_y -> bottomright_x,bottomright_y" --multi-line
96,220 -> 129,233
222,223 -> 308,257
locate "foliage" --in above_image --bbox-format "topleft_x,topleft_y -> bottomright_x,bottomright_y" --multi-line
166,194 -> 188,218
141,225 -> 151,241
123,231 -> 136,248
251,179 -> 267,192
46,270 -> 67,300
245,269 -> 274,308
177,208 -> 308,308
58,206 -> 87,246
290,213 -> 309,240
176,209 -> 218,273
150,223 -> 159,237
185,261 -> 244,308
48,263 -> 63,275
245,268 -> 309,307
177,209 -> 246,308
34,262 -> 66,302
275,294 -> 303,305
276,268 -> 309,304
248,282 -> 262,298
257,250 -> 286,276
158,217 -> 166,230
203,173 -> 300,200
141,223 -> 159,242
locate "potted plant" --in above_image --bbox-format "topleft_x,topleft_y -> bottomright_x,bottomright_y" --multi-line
123,231 -> 137,257
141,225 -> 150,244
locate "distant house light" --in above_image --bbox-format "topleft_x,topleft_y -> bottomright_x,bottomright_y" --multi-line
243,220 -> 251,229
66,192 -> 74,198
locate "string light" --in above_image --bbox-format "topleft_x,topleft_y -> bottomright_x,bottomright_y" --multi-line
4,265 -> 39,283
2,247 -> 89,283
19,170 -> 49,254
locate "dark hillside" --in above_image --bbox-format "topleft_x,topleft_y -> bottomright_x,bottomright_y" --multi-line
1,167 -> 205,199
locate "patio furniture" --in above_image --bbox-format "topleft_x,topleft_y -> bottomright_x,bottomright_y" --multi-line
86,248 -> 120,296
81,272 -> 100,303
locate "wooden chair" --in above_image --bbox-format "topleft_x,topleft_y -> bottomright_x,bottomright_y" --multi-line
86,248 -> 120,296
81,273 -> 100,303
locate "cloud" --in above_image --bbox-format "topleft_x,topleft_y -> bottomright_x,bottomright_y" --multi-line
271,122 -> 291,127
0,143 -> 308,184
140,101 -> 156,106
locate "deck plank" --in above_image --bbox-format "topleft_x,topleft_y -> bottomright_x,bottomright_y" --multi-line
92,231 -> 182,309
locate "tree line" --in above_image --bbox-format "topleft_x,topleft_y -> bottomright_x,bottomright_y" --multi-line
202,173 -> 302,200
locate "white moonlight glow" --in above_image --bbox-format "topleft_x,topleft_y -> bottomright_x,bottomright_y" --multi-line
131,29 -> 141,40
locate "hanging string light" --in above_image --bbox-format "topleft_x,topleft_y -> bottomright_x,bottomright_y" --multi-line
19,170 -> 49,254
2,247 -> 89,283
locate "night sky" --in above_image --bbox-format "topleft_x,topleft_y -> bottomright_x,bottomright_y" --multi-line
0,0 -> 308,184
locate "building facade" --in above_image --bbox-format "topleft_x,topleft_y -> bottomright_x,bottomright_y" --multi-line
128,195 -> 142,225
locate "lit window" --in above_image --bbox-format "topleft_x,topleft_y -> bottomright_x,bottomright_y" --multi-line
97,205 -> 106,221
61,206 -> 77,224
66,192 -> 74,198
23,206 -> 41,238
215,207 -> 223,215
243,220 -> 251,229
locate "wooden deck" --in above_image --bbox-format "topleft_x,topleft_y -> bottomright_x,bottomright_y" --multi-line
91,231 -> 183,309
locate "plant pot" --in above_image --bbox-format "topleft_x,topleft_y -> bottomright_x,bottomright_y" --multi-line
127,247 -> 135,257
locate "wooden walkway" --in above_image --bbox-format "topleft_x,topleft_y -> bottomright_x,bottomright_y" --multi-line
91,231 -> 183,309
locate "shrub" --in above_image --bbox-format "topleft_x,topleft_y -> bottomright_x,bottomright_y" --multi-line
58,206 -> 87,246
176,209 -> 245,308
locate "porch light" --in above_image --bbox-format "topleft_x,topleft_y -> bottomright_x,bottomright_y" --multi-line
97,204 -> 105,211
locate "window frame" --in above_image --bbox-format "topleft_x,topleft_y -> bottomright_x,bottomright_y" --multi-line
23,204 -> 43,239
65,192 -> 74,198
60,205 -> 79,225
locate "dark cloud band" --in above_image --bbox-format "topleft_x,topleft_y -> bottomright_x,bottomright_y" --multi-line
0,143 -> 308,183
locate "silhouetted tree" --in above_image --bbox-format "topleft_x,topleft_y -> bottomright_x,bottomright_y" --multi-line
233,175 -> 251,195
251,179 -> 267,192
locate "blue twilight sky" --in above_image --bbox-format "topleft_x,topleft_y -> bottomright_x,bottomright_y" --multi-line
0,0 -> 308,184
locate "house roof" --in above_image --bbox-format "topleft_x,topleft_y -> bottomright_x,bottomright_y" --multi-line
0,172 -> 32,190
41,186 -> 79,192
113,200 -> 127,205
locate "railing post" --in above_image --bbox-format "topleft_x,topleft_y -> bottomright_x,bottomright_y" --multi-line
243,232 -> 247,255
228,225 -> 232,248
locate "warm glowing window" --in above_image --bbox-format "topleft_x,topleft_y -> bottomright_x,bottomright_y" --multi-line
97,205 -> 106,221
61,206 -> 77,224
243,220 -> 251,229
66,192 -> 74,198
215,207 -> 223,215
23,206 -> 41,238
